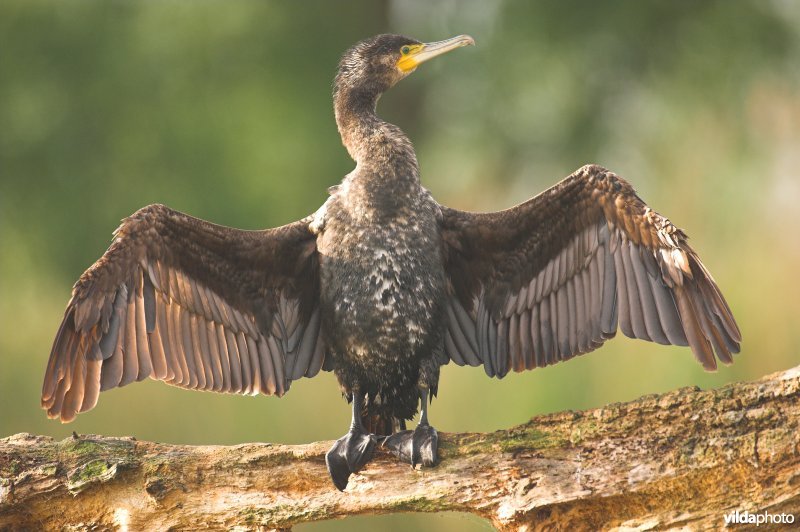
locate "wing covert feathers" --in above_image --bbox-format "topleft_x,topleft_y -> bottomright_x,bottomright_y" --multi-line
441,164 -> 741,377
42,204 -> 323,422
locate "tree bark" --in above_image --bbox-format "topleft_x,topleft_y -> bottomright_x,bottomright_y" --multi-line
2,366 -> 799,531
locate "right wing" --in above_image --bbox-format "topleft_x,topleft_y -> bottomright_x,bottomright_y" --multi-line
439,165 -> 740,377
42,204 -> 325,422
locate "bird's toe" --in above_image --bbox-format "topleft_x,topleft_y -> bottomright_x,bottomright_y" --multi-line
412,423 -> 439,467
325,441 -> 351,491
325,430 -> 378,491
383,425 -> 439,468
345,431 -> 377,473
383,429 -> 414,463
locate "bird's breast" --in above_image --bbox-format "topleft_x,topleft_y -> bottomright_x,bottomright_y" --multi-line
317,194 -> 446,376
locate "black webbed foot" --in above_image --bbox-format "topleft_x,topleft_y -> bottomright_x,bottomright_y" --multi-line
325,429 -> 377,491
412,423 -> 439,467
383,423 -> 439,468
382,429 -> 412,463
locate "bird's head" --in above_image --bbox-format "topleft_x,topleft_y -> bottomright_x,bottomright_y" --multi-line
334,33 -> 475,99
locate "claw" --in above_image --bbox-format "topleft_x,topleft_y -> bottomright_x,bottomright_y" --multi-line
325,430 -> 377,491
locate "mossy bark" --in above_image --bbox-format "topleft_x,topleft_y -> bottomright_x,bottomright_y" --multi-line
2,366 -> 799,530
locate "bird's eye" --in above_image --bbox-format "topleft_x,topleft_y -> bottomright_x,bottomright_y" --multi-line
401,46 -> 411,55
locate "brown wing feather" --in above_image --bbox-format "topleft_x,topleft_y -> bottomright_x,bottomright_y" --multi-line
440,164 -> 741,377
42,204 -> 325,422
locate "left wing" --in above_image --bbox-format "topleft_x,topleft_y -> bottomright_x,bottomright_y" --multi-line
439,164 -> 741,378
42,204 -> 324,422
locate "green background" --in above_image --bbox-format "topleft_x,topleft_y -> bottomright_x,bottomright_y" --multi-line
2,1 -> 799,530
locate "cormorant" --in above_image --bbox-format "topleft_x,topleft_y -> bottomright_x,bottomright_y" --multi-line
42,34 -> 741,490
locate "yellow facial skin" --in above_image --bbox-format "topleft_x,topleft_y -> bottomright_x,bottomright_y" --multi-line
397,44 -> 425,72
396,35 -> 475,73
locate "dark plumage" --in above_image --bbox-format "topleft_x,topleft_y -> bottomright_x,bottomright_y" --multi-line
42,33 -> 741,491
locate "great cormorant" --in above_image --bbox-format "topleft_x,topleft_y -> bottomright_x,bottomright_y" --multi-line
42,34 -> 741,490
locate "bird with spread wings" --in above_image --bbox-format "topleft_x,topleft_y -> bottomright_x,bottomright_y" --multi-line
42,34 -> 740,490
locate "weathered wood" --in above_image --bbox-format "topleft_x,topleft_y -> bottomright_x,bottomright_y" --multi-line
2,366 -> 799,530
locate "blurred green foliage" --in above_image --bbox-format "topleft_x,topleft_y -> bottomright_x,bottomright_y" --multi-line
1,1 -> 799,530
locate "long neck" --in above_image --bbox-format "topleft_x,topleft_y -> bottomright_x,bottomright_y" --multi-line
334,86 -> 379,161
333,85 -> 419,181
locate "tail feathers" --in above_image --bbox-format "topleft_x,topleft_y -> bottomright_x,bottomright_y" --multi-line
361,412 -> 401,436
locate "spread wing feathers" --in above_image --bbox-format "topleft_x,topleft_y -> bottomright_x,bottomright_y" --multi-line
42,204 -> 325,423
440,164 -> 741,378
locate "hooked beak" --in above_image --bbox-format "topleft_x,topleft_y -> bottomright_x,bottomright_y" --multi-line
397,34 -> 475,73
